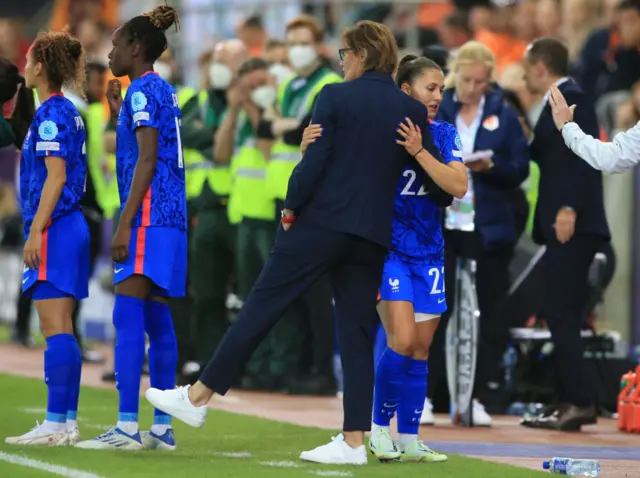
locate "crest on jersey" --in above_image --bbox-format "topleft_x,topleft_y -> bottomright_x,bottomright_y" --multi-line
389,278 -> 400,292
454,133 -> 463,151
38,120 -> 58,141
131,91 -> 147,112
482,115 -> 499,131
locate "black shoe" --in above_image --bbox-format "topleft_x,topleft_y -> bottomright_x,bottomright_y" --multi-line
521,403 -> 597,431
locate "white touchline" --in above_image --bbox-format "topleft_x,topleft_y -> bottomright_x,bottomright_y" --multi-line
0,452 -> 106,478
308,471 -> 353,477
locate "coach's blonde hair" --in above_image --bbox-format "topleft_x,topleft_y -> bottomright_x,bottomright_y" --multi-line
444,41 -> 496,90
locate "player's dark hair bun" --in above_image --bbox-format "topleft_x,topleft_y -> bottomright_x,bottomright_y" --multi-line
143,4 -> 180,32
396,55 -> 442,87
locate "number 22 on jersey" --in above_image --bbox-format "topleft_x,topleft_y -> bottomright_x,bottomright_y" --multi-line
400,169 -> 427,196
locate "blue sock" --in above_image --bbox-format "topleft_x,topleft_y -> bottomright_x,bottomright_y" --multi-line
66,337 -> 82,426
397,359 -> 428,435
113,294 -> 146,429
44,334 -> 76,426
372,347 -> 412,427
144,300 -> 177,428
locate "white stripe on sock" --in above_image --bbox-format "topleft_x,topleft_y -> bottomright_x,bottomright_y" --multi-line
0,451 -> 105,478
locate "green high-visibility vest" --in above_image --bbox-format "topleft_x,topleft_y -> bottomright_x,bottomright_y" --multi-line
86,103 -> 120,218
226,111 -> 259,224
268,68 -> 342,200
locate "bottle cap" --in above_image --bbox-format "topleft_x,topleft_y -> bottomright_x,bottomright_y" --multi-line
542,461 -> 550,469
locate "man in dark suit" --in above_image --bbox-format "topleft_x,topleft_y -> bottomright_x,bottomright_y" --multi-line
145,21 -> 444,464
521,38 -> 611,431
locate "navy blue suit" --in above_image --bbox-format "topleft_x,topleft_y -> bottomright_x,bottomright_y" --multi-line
531,78 -> 610,408
200,71 -> 441,431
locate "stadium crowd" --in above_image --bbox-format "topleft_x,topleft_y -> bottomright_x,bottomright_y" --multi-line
0,0 -> 637,429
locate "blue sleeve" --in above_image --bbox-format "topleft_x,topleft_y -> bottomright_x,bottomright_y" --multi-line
482,105 -> 529,188
34,107 -> 70,159
128,83 -> 161,132
284,85 -> 336,212
439,123 -> 464,165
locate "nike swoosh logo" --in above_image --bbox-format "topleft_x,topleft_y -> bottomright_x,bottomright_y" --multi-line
22,278 -> 28,285
383,402 -> 396,408
114,267 -> 124,274
438,298 -> 445,303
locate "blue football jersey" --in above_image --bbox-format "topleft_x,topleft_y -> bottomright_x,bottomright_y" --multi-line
388,120 -> 463,264
20,94 -> 87,237
116,72 -> 187,230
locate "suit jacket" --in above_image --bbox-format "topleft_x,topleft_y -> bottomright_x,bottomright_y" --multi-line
530,79 -> 610,245
284,71 -> 444,249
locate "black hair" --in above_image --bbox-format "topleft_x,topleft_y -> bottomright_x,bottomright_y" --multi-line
618,0 -> 640,13
242,14 -> 264,30
526,37 -> 569,77
0,56 -> 35,148
444,10 -> 472,35
121,4 -> 180,63
238,57 -> 270,78
422,44 -> 450,72
395,54 -> 442,88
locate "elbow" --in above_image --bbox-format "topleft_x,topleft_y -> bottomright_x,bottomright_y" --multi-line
453,174 -> 468,199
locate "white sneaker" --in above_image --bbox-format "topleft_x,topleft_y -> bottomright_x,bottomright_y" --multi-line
75,427 -> 143,450
399,438 -> 448,463
368,427 -> 401,462
141,429 -> 176,451
471,399 -> 492,427
299,434 -> 367,465
144,386 -> 207,428
420,398 -> 435,425
5,421 -> 69,446
66,426 -> 80,446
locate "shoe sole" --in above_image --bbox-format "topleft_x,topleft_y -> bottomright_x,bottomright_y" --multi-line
369,448 -> 400,463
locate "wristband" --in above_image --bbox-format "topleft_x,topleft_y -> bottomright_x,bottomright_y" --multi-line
413,147 -> 424,157
281,210 -> 296,224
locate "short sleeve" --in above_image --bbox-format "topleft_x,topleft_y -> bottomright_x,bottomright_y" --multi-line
441,123 -> 463,165
34,107 -> 70,159
128,86 -> 161,132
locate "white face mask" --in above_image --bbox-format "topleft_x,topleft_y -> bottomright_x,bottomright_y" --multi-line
250,85 -> 277,109
268,63 -> 294,85
209,62 -> 233,89
288,45 -> 318,71
154,61 -> 172,81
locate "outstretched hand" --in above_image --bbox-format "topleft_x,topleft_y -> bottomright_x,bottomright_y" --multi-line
549,84 -> 577,131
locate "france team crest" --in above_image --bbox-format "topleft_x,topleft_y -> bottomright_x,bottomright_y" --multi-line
38,120 -> 58,141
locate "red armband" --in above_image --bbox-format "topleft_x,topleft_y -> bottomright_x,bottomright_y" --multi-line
281,215 -> 296,224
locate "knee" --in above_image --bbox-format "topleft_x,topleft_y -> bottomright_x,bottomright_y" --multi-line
388,333 -> 414,357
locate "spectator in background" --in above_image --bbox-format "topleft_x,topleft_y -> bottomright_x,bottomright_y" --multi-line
426,41 -> 529,425
535,0 -> 562,39
474,1 -> 528,74
500,62 -> 544,127
596,0 -> 640,135
75,19 -> 111,65
50,0 -> 118,33
576,0 -> 623,102
236,15 -> 267,57
264,39 -> 294,86
438,10 -> 474,59
614,79 -> 640,134
513,0 -> 539,45
562,0 -> 602,67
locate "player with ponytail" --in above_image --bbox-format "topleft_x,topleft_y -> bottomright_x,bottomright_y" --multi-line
76,4 -> 185,451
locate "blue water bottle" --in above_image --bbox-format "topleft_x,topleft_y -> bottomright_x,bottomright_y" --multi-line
543,457 -> 600,476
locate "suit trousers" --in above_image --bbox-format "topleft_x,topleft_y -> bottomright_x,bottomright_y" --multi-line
542,234 -> 602,407
199,222 -> 386,431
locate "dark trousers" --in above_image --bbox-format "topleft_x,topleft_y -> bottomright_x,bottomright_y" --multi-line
200,223 -> 386,431
542,234 -> 601,407
14,211 -> 102,347
427,229 -> 515,401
